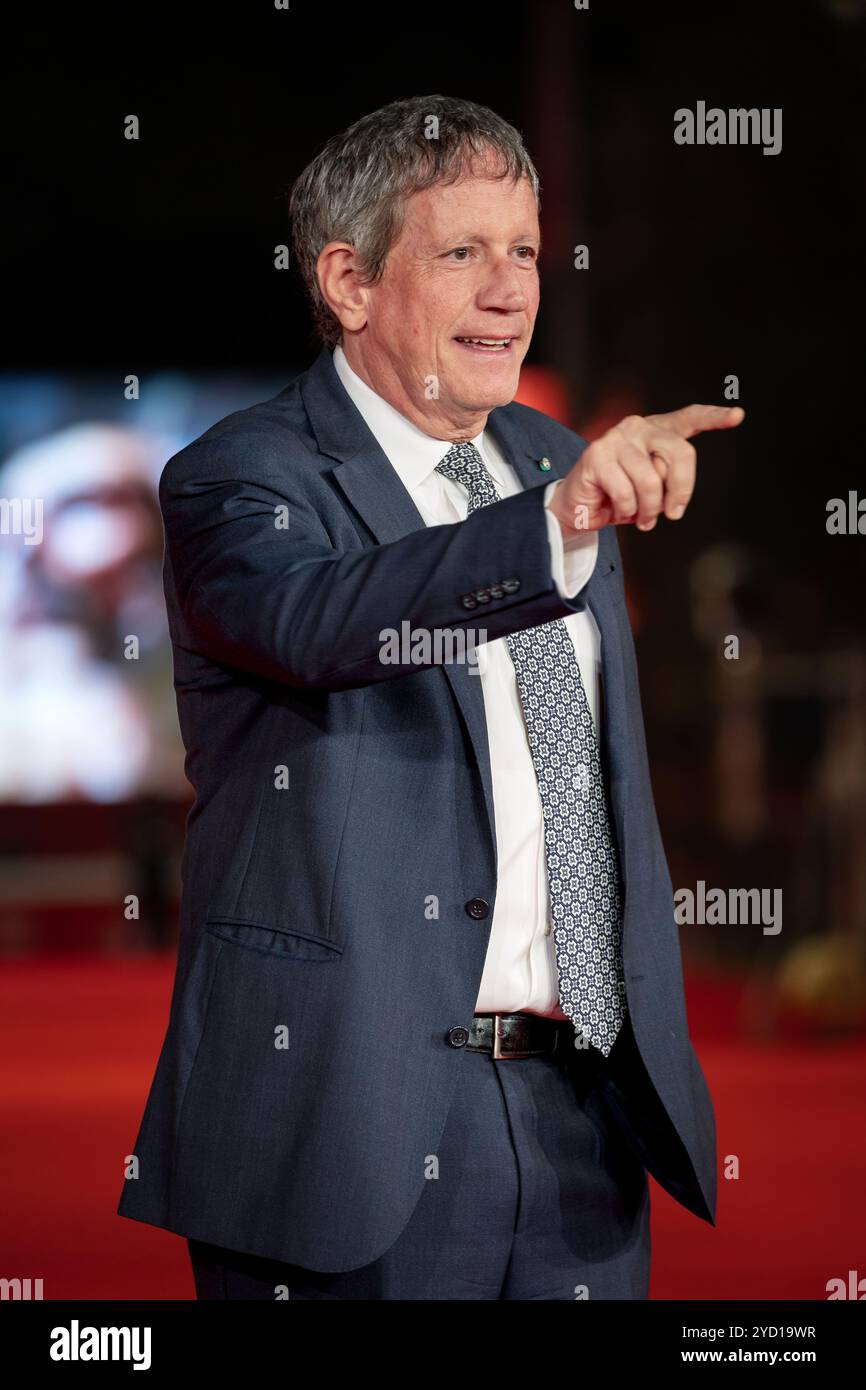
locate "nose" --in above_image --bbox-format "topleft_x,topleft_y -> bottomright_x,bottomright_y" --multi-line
475,255 -> 531,315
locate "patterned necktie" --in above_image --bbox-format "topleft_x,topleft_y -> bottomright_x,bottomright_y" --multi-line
436,440 -> 627,1056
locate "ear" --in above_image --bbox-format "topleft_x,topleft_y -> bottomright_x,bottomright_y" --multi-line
317,242 -> 369,334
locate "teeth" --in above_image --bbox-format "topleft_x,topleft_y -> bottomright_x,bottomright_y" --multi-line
458,338 -> 509,346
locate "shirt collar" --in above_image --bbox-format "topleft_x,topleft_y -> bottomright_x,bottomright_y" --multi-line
332,343 -> 505,495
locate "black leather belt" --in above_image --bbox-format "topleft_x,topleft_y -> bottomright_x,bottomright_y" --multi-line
468,1012 -> 572,1059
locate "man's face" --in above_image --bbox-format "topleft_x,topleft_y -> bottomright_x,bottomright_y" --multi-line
344,167 -> 540,438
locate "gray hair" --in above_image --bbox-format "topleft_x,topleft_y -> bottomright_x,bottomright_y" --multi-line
289,95 -> 541,349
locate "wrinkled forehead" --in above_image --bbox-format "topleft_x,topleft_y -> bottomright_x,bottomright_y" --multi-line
398,170 -> 540,248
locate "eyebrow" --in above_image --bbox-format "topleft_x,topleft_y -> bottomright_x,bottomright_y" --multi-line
429,230 -> 542,251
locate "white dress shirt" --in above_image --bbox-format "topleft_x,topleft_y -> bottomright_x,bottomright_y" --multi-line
332,344 -> 602,1019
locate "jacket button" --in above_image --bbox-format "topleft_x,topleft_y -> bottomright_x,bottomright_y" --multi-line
489,584 -> 505,599
461,594 -> 478,609
465,897 -> 489,919
502,577 -> 520,594
447,1026 -> 470,1048
474,588 -> 491,603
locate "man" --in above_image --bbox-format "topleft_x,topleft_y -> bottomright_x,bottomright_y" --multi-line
117,94 -> 742,1300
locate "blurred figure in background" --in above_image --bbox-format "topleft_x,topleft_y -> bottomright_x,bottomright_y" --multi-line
0,424 -> 184,802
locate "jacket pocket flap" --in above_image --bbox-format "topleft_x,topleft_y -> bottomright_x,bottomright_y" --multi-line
204,915 -> 342,960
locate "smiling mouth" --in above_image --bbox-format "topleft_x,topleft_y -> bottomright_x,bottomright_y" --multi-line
454,336 -> 516,353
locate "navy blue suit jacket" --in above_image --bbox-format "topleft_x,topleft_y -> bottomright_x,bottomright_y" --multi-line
117,346 -> 717,1270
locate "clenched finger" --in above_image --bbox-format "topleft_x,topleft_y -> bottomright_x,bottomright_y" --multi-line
592,450 -> 639,524
616,441 -> 664,529
646,434 -> 696,519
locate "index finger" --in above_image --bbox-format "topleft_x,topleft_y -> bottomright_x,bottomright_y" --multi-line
647,404 -> 745,439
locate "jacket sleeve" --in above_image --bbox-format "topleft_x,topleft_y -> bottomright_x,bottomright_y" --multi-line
160,432 -> 595,692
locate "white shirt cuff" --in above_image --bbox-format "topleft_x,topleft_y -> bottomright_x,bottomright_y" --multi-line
543,479 -> 599,598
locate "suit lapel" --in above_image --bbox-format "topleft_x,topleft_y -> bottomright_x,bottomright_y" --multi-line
299,347 -> 623,864
300,350 -> 500,844
300,348 -> 428,542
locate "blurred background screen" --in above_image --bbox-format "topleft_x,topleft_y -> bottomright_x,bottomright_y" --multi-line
0,375 -> 286,948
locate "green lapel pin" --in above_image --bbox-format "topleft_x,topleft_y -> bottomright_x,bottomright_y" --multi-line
538,457 -> 552,471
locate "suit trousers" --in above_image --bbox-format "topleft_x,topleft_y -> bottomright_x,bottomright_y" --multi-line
187,1014 -> 654,1300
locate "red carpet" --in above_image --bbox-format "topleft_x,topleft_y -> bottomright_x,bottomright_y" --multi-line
1,955 -> 863,1299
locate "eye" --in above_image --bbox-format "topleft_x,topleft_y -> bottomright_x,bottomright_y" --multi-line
514,245 -> 539,261
446,246 -> 473,261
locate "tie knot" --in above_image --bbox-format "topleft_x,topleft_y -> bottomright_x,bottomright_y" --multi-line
435,441 -> 500,511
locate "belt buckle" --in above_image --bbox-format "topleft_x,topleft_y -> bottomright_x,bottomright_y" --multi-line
492,1013 -> 535,1060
